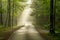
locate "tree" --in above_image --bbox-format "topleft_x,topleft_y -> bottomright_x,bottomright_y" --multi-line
12,0 -> 15,26
50,0 -> 56,35
0,0 -> 3,25
7,0 -> 11,26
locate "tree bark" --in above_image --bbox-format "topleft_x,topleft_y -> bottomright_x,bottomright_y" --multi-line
50,0 -> 56,35
8,0 -> 11,26
0,0 -> 3,25
11,0 -> 15,27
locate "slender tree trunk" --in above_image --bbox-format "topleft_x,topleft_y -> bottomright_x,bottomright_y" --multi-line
50,0 -> 56,35
8,0 -> 11,26
12,0 -> 15,26
0,0 -> 3,25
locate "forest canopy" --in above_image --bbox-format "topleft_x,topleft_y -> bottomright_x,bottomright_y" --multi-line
0,0 -> 60,33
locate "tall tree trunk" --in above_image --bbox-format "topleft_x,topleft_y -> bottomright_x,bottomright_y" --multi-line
8,0 -> 11,26
12,0 -> 15,26
50,0 -> 56,35
0,0 -> 3,25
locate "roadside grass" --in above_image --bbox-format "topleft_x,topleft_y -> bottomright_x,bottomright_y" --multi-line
39,30 -> 60,40
49,33 -> 60,40
35,26 -> 60,40
0,26 -> 22,40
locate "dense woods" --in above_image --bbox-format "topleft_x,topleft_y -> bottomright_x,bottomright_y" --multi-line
0,0 -> 60,33
31,0 -> 60,34
0,0 -> 60,40
0,0 -> 24,27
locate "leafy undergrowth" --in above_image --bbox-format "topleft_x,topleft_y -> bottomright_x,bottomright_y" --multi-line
35,27 -> 60,40
49,33 -> 60,40
40,31 -> 60,40
0,26 -> 22,40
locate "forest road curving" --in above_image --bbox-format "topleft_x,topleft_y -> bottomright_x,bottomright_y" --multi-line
8,25 -> 44,40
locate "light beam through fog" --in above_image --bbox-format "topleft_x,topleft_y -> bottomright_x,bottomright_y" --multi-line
17,0 -> 33,26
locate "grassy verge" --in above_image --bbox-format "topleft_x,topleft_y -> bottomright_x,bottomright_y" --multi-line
0,26 -> 22,40
48,33 -> 60,40
35,27 -> 60,40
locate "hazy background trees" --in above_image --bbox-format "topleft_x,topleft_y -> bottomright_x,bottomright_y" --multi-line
0,0 -> 24,27
31,0 -> 60,33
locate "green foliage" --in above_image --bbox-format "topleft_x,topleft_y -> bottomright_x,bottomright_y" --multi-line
55,0 -> 60,32
31,0 -> 50,30
0,0 -> 60,32
32,0 -> 60,32
0,0 -> 26,27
